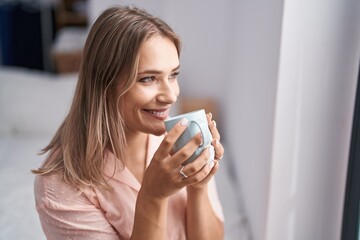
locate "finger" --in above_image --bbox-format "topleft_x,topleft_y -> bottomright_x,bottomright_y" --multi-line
212,138 -> 224,160
207,113 -> 221,141
183,160 -> 219,185
200,160 -> 220,183
176,145 -> 213,177
154,118 -> 189,159
170,132 -> 203,167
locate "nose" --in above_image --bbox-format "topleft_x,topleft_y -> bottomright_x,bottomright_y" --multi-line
157,81 -> 178,104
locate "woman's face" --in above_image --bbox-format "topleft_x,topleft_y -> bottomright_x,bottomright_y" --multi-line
121,35 -> 180,136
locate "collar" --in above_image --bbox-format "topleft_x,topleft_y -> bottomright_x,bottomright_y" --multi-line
104,134 -> 164,191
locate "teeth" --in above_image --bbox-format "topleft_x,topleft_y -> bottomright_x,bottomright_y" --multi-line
147,110 -> 167,117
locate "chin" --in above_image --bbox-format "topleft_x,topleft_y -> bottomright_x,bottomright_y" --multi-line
151,129 -> 167,136
148,126 -> 167,136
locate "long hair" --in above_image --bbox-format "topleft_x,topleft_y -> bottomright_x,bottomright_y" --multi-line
32,6 -> 181,190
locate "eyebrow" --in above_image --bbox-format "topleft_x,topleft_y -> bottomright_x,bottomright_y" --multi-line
138,65 -> 180,75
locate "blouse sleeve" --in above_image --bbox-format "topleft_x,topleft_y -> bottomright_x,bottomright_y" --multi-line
34,175 -> 119,240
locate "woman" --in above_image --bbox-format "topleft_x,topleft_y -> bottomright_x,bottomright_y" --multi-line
33,6 -> 225,240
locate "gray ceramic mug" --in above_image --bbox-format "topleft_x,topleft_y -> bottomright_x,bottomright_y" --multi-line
164,109 -> 214,165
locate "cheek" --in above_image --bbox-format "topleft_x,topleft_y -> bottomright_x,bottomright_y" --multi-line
119,94 -> 139,119
124,88 -> 149,106
173,82 -> 180,97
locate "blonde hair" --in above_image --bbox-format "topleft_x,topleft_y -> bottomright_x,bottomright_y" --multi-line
32,6 -> 181,190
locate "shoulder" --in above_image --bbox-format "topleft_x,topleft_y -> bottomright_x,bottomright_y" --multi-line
34,174 -> 119,238
34,173 -> 95,208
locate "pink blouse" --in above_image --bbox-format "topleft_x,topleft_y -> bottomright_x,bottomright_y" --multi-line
34,134 -> 224,240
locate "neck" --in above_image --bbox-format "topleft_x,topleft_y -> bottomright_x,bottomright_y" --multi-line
125,131 -> 148,155
122,131 -> 149,183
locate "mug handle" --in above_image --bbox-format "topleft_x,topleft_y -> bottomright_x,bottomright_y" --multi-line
190,121 -> 204,147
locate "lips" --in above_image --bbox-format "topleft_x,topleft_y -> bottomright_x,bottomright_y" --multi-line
143,109 -> 169,119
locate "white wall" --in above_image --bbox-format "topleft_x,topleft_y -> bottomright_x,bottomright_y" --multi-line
224,1 -> 284,239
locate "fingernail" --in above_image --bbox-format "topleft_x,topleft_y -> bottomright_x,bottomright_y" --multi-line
208,145 -> 214,154
209,112 -> 213,119
180,118 -> 188,126
212,120 -> 217,127
199,133 -> 203,146
208,160 -> 215,169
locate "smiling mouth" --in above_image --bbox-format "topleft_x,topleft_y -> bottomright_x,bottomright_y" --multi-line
143,109 -> 169,118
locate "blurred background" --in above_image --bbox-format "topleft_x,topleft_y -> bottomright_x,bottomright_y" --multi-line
1,0 -> 360,240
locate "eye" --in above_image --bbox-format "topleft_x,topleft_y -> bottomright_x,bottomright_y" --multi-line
138,76 -> 156,84
169,71 -> 180,80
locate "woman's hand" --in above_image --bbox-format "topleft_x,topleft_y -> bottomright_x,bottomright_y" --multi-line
185,112 -> 225,190
140,118 -> 206,199
207,112 -> 224,161
141,112 -> 224,199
